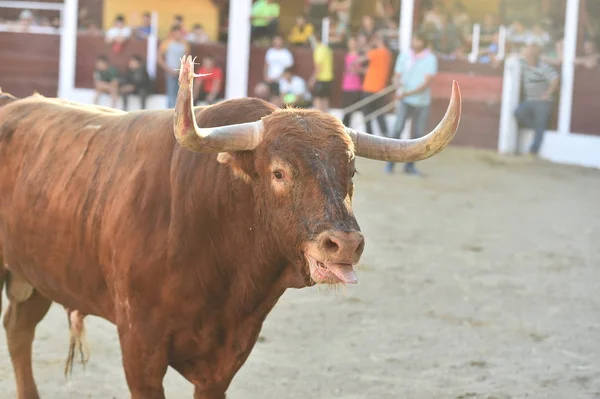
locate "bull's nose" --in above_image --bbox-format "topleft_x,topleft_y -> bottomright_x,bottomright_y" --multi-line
316,230 -> 365,262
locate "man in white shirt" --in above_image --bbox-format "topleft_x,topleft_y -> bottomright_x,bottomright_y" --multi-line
279,67 -> 311,108
105,15 -> 131,46
264,35 -> 294,102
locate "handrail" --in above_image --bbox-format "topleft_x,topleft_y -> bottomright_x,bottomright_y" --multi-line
363,101 -> 396,123
341,84 -> 397,115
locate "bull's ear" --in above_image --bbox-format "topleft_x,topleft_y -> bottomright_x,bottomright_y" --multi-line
217,152 -> 253,184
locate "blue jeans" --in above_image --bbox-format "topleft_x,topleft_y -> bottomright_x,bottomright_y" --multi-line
165,73 -> 179,109
386,101 -> 430,172
514,100 -> 552,155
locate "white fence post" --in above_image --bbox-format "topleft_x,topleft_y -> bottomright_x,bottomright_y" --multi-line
498,54 -> 522,154
146,11 -> 159,79
58,0 -> 78,99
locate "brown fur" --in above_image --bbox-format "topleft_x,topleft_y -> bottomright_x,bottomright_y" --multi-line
0,93 -> 362,398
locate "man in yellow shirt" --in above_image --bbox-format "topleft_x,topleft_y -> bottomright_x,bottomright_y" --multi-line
288,15 -> 314,46
309,30 -> 333,112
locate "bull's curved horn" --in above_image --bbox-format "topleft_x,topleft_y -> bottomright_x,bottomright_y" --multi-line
346,81 -> 461,162
173,55 -> 264,153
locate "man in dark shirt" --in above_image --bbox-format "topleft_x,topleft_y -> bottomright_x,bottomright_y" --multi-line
120,55 -> 152,111
93,55 -> 119,108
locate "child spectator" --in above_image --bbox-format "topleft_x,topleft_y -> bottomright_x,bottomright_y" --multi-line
279,67 -> 311,108
328,14 -> 349,49
288,15 -> 314,46
120,55 -> 152,111
264,35 -> 294,102
93,55 -> 119,108
135,12 -> 152,40
251,0 -> 280,44
187,23 -> 211,44
194,55 -> 223,105
105,15 -> 131,53
310,30 -> 334,112
341,37 -> 364,127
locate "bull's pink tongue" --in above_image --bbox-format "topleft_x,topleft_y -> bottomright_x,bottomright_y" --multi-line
327,264 -> 358,284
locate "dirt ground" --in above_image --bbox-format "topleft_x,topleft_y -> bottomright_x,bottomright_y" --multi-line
0,147 -> 598,399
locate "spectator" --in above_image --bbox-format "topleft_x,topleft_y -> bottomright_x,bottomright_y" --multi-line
374,0 -> 395,30
279,67 -> 311,108
387,32 -> 437,176
434,13 -> 463,60
422,1 -> 445,33
187,23 -> 211,44
264,35 -> 294,103
135,12 -> 152,40
328,14 -> 349,49
542,36 -> 563,66
120,55 -> 152,111
78,7 -> 92,31
575,39 -> 600,69
329,0 -> 352,30
158,26 -> 190,108
514,41 -> 559,157
306,0 -> 330,27
479,13 -> 499,48
341,37 -> 364,127
359,15 -> 376,43
381,18 -> 400,55
310,30 -> 334,112
18,9 -> 35,32
194,55 -> 223,105
93,55 -> 119,108
529,22 -> 551,49
360,33 -> 392,136
253,82 -> 272,102
288,15 -> 314,46
507,20 -> 530,55
451,1 -> 472,40
172,15 -> 187,37
251,0 -> 280,44
105,15 -> 132,53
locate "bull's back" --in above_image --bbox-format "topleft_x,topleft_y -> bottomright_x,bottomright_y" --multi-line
0,98 -> 175,317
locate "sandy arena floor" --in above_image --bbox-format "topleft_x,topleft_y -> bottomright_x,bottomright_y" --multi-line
0,147 -> 598,399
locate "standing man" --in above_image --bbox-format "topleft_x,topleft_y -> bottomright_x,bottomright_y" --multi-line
386,32 -> 437,176
251,0 -> 281,44
310,29 -> 333,112
158,26 -> 190,109
514,40 -> 559,157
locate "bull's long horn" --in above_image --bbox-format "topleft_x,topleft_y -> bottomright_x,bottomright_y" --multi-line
346,81 -> 461,162
173,55 -> 264,153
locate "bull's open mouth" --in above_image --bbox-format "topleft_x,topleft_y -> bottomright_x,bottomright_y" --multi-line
306,255 -> 358,285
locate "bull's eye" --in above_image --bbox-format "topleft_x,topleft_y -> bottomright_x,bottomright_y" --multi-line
273,170 -> 284,180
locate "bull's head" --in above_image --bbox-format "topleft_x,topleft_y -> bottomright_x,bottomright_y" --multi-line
173,56 -> 461,287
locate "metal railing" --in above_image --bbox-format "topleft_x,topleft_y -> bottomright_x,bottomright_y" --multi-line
340,84 -> 397,123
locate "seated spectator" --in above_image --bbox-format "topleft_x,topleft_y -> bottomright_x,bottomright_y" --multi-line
575,39 -> 600,69
17,9 -> 35,32
288,15 -> 314,46
78,7 -> 92,31
479,13 -> 499,49
529,22 -> 551,50
329,0 -> 352,30
135,12 -> 152,40
120,55 -> 152,111
194,55 -> 223,105
306,0 -> 330,27
50,17 -> 60,31
172,15 -> 187,37
279,67 -> 311,108
93,55 -> 119,108
434,13 -> 463,60
422,1 -> 445,33
187,23 -> 211,44
359,15 -> 376,43
328,14 -> 349,49
264,35 -> 294,102
452,1 -> 471,41
105,15 -> 131,53
251,0 -> 280,44
253,82 -> 272,102
507,20 -> 530,55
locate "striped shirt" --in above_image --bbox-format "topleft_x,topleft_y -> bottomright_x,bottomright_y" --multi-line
521,59 -> 559,101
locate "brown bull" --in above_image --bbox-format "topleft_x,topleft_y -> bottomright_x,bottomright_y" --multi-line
0,57 -> 461,398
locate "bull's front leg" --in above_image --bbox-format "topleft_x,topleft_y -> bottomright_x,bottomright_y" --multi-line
117,318 -> 170,399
